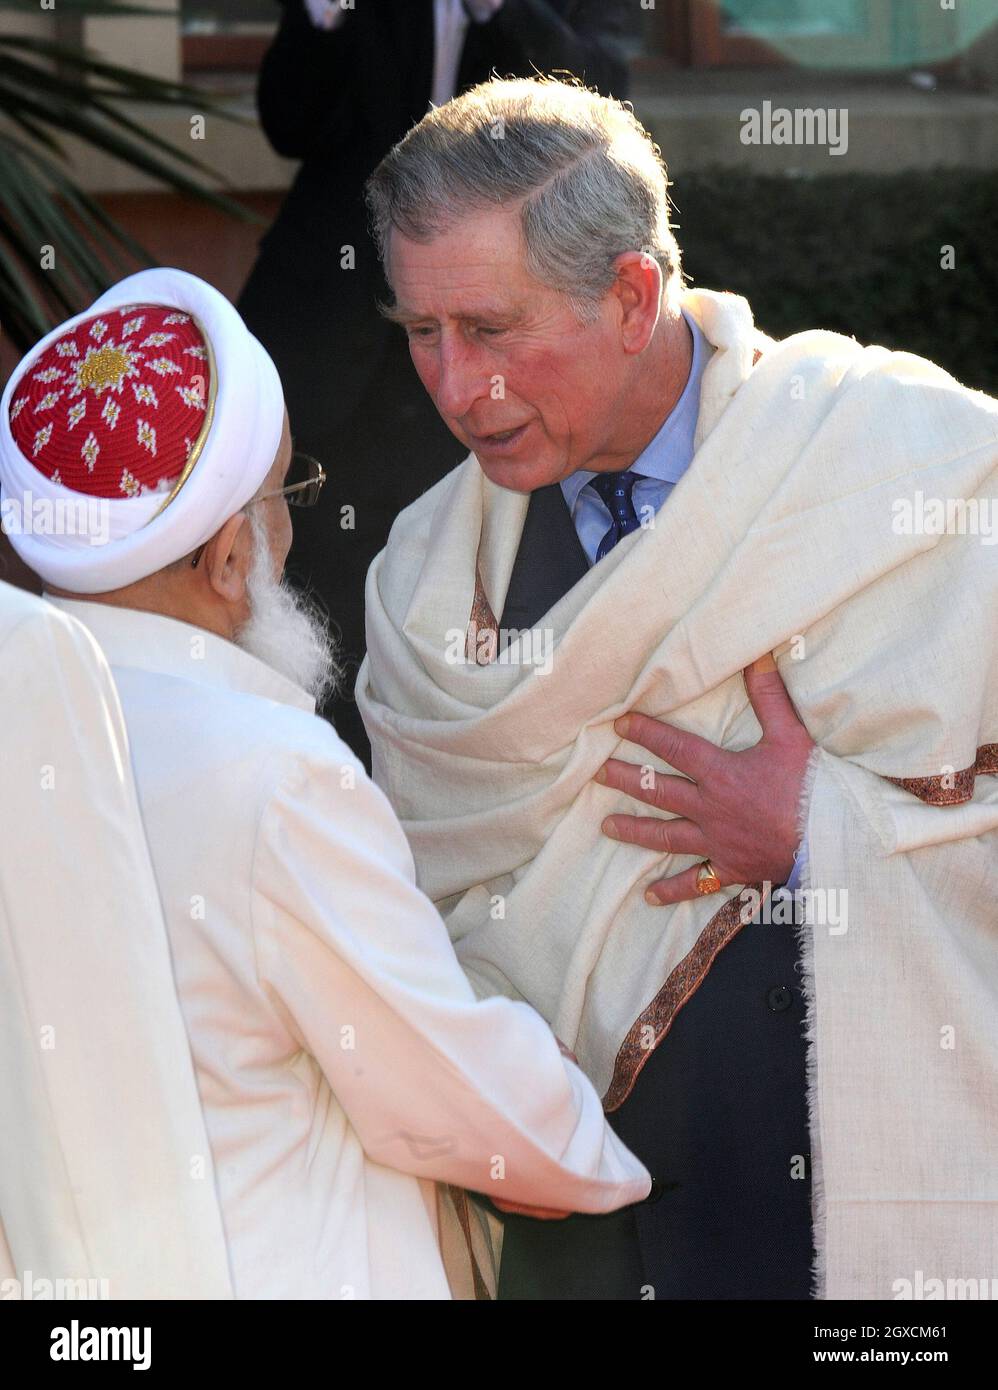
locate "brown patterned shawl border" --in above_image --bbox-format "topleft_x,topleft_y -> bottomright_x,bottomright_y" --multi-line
466,566 -> 499,665
602,887 -> 760,1114
885,743 -> 998,805
602,742 -> 998,1113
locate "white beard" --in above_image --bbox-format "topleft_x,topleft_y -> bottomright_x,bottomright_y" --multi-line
235,509 -> 340,707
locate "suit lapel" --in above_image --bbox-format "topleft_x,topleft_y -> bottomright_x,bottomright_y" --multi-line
499,483 -> 591,633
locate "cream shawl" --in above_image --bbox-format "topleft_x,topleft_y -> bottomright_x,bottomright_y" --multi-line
358,287 -> 998,1298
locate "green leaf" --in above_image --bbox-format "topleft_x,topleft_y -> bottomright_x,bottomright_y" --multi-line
0,15 -> 269,348
0,35 -> 249,117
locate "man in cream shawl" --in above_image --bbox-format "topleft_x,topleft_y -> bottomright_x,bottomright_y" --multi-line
358,77 -> 998,1299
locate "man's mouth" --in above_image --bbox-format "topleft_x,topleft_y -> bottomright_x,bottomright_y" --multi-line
468,422 -> 530,453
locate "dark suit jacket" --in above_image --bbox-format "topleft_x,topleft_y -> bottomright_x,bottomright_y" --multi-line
239,0 -> 631,440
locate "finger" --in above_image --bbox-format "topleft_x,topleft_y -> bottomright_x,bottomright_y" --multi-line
601,813 -> 710,858
644,861 -> 736,907
595,757 -> 701,818
747,651 -> 778,674
614,711 -> 722,782
743,653 -> 807,738
491,1200 -> 573,1220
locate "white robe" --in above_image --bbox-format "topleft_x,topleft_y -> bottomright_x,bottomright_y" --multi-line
0,581 -> 232,1300
46,596 -> 649,1300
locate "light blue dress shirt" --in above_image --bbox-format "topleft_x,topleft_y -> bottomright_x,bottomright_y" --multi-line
560,309 -> 709,565
559,310 -> 806,891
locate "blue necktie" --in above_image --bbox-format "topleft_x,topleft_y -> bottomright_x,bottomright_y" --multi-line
590,470 -> 642,562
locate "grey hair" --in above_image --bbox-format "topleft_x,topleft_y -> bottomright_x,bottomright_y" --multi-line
364,76 -> 684,324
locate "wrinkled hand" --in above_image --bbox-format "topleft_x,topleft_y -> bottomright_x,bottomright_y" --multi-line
596,653 -> 815,905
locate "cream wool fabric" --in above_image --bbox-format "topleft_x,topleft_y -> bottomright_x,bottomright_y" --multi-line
359,287 -> 998,1298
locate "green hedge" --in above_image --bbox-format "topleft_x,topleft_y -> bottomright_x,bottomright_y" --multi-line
671,169 -> 998,396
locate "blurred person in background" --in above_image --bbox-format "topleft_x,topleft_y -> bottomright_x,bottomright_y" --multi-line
239,0 -> 631,762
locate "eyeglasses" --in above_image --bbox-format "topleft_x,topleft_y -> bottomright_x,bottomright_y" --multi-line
258,451 -> 326,509
190,452 -> 326,569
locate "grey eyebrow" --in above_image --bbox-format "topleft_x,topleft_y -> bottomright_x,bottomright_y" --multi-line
379,302 -> 413,326
379,304 -> 527,328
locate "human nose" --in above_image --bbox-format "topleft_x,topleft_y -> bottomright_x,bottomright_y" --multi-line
434,333 -> 490,420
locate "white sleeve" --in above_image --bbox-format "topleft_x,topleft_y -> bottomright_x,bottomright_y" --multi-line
251,739 -> 650,1213
0,599 -> 232,1298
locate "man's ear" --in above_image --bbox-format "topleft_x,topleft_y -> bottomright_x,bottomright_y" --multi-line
203,512 -> 252,604
611,250 -> 662,354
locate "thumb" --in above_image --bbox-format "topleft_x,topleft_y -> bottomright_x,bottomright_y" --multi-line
746,651 -> 778,676
743,651 -> 805,736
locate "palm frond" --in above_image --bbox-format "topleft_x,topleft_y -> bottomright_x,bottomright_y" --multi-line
0,2 -> 176,16
0,4 -> 268,351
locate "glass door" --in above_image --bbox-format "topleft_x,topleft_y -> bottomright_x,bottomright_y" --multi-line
689,0 -> 898,69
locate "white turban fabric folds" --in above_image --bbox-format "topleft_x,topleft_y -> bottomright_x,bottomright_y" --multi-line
0,268 -> 284,593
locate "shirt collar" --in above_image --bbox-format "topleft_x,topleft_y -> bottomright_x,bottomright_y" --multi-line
45,596 -> 317,715
560,307 -> 710,513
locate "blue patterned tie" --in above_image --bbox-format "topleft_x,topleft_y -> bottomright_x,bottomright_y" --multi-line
590,470 -> 642,562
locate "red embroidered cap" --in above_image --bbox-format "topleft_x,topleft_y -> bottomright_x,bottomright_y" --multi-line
7,303 -> 212,502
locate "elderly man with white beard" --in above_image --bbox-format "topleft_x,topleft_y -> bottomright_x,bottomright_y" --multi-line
0,267 -> 650,1300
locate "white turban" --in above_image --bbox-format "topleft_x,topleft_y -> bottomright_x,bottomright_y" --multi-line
0,267 -> 284,593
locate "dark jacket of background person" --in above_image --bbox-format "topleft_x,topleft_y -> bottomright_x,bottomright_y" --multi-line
238,0 -> 630,762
